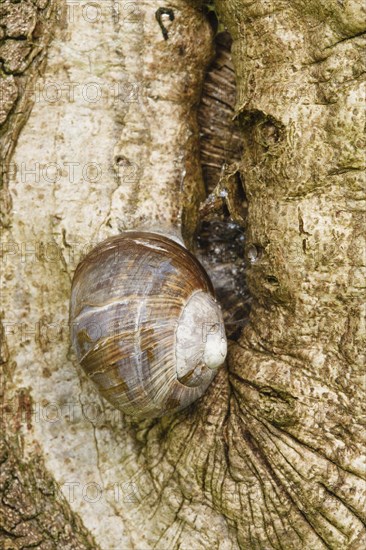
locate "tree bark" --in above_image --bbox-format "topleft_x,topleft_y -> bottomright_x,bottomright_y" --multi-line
1,0 -> 365,549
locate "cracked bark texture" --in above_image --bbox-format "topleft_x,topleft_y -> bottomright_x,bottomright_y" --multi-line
1,0 -> 365,549
1,0 -> 97,546
0,0 -> 62,227
0,431 -> 96,548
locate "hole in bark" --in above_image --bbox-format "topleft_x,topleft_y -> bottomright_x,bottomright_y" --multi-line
234,170 -> 247,204
259,119 -> 281,145
266,275 -> 279,286
203,2 -> 219,35
115,155 -> 129,166
238,110 -> 285,152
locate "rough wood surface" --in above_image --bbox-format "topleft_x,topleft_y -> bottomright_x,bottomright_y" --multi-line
0,432 -> 96,549
1,0 -> 365,548
215,0 -> 366,546
0,0 -> 62,227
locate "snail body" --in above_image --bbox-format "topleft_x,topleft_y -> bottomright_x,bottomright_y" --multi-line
70,231 -> 227,418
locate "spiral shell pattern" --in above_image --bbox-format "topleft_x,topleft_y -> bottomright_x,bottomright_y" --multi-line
70,231 -> 226,418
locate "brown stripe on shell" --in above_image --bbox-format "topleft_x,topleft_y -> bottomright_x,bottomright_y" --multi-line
72,232 -> 214,308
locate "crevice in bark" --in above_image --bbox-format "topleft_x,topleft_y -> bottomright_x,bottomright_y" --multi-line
196,30 -> 251,341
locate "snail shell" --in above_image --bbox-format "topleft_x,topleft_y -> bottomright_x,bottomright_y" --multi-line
70,231 -> 227,418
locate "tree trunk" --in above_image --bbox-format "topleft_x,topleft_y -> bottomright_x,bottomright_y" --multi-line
1,0 -> 365,548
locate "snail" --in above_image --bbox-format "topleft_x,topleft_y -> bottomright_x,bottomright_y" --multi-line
70,230 -> 227,418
